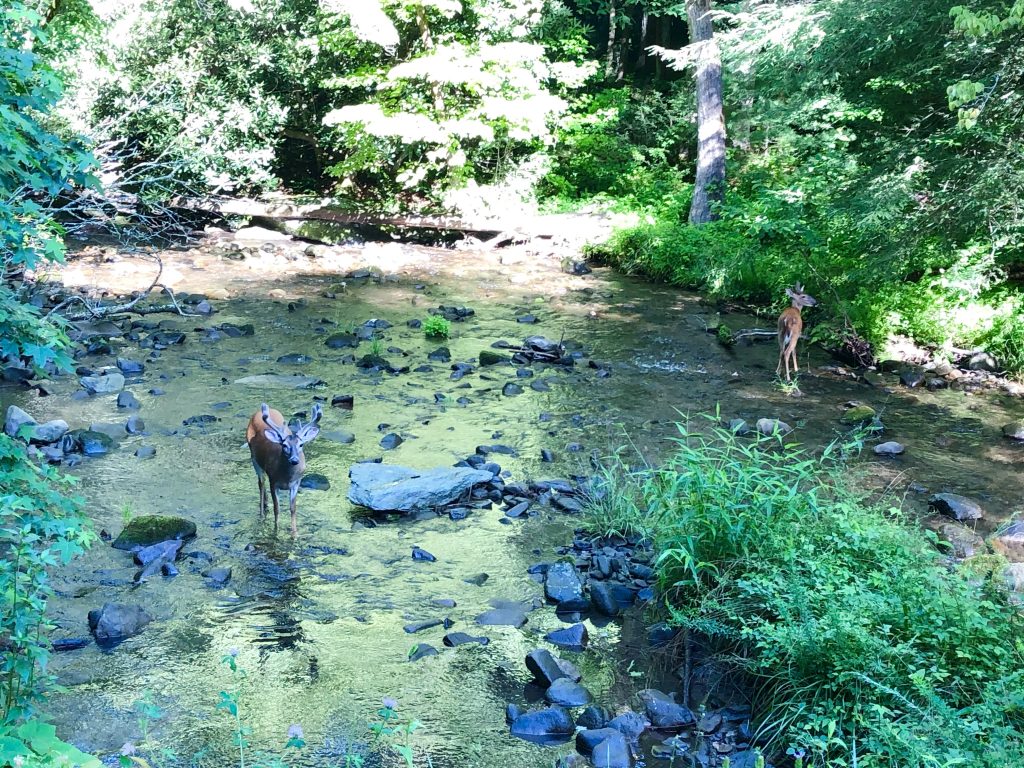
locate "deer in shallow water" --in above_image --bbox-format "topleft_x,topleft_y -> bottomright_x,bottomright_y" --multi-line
777,283 -> 818,382
246,403 -> 321,536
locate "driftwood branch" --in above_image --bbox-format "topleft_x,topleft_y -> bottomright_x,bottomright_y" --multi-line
47,254 -> 199,322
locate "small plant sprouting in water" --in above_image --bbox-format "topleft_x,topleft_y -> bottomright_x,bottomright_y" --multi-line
368,338 -> 385,357
422,315 -> 450,339
368,698 -> 422,768
218,648 -> 251,768
121,501 -> 135,524
211,649 -> 306,768
119,690 -> 176,768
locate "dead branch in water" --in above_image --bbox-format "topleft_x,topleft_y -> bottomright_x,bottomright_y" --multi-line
45,253 -> 198,321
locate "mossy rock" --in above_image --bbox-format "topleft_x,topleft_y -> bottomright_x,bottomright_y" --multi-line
840,405 -> 877,424
479,350 -> 508,366
68,429 -> 115,456
112,515 -> 197,550
1002,420 -> 1024,440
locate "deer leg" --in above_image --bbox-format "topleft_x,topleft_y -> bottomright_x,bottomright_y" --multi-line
270,486 -> 281,529
252,458 -> 267,514
288,485 -> 299,538
792,345 -> 800,373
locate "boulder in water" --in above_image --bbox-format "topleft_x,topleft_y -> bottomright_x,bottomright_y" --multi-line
112,515 -> 197,550
347,463 -> 494,512
88,603 -> 152,644
929,493 -> 983,522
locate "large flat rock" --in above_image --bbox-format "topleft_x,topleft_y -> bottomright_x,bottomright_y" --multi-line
348,463 -> 494,512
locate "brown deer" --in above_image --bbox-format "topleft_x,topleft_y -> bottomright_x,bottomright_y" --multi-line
246,403 -> 322,536
777,283 -> 818,382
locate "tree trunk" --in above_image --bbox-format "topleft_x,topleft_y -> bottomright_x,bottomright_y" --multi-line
687,0 -> 726,225
636,10 -> 649,71
606,0 -> 618,79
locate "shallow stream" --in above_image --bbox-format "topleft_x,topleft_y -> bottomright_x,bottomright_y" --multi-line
6,233 -> 1024,766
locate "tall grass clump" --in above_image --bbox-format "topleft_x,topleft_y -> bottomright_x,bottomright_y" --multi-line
588,420 -> 1024,767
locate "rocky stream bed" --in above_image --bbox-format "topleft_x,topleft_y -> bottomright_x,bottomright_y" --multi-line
4,226 -> 1024,767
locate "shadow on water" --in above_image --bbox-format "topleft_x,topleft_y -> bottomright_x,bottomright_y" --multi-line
4,238 -> 1024,765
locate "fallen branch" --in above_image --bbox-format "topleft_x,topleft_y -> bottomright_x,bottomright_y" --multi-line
46,254 -> 199,322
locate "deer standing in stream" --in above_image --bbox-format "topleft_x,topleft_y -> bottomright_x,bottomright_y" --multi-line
246,403 -> 321,536
777,283 -> 818,382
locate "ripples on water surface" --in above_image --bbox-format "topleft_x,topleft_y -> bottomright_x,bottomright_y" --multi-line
4,240 -> 1022,765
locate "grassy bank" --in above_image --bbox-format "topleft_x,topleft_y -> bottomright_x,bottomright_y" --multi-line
587,421 -> 1024,767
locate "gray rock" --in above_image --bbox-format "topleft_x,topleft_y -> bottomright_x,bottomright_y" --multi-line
968,352 -> 999,372
590,582 -> 636,616
380,433 -> 403,450
526,648 -> 569,688
544,623 -> 588,652
990,521 -> 1024,562
576,728 -> 621,755
116,391 -> 140,410
608,710 -> 650,742
30,419 -> 69,444
442,632 -> 489,647
545,678 -> 592,707
591,732 -> 632,768
87,603 -> 152,644
80,372 -> 125,394
134,446 -> 156,458
545,562 -> 588,611
1002,420 -> 1024,441
126,415 -> 146,435
577,705 -> 611,730
234,374 -> 324,389
408,644 -> 439,662
134,539 -> 183,567
347,463 -> 494,512
929,493 -> 983,521
322,430 -> 356,444
203,567 -> 232,585
899,367 -> 926,388
638,689 -> 695,730
4,405 -> 36,438
755,418 -> 792,437
938,523 -> 986,559
116,358 -> 145,375
873,441 -> 905,456
476,600 -> 529,628
509,706 -> 574,744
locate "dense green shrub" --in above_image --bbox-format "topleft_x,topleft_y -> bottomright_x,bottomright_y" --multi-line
1,7 -> 99,764
588,421 -> 1024,767
1,3 -> 95,375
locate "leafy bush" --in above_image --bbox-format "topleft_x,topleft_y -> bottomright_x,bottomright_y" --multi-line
1,2 -> 95,375
0,434 -> 96,725
422,315 -> 451,339
588,420 -> 1024,767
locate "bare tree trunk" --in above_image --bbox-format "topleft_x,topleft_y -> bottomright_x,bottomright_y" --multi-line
687,0 -> 726,225
636,9 -> 649,71
606,0 -> 618,79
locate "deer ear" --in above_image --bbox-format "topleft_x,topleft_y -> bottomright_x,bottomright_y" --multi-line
263,427 -> 284,444
297,424 -> 319,444
785,287 -> 795,299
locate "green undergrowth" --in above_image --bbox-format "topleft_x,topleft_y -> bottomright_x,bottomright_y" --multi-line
586,420 -> 1024,767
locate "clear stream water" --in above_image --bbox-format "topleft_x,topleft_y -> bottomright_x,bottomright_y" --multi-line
5,235 -> 1024,766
